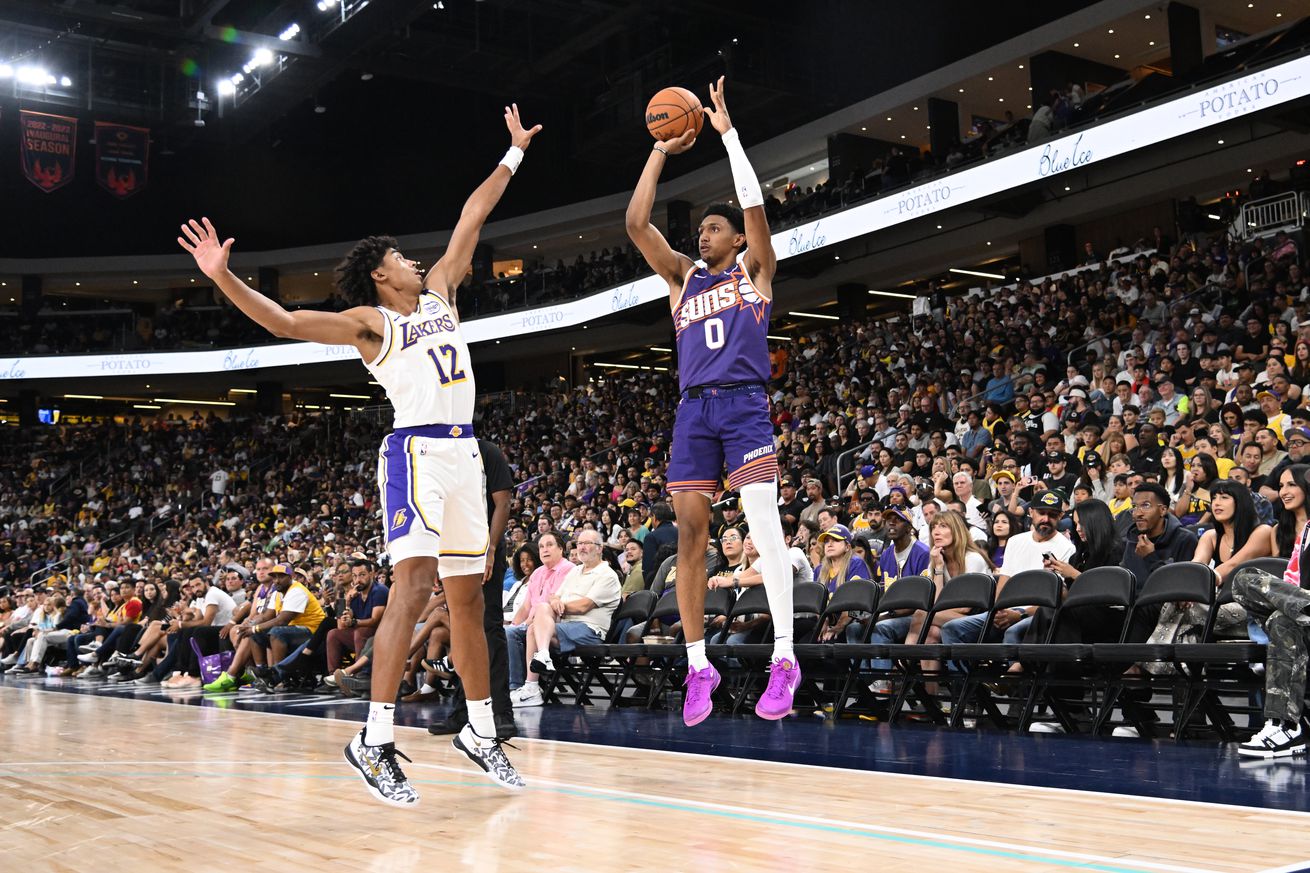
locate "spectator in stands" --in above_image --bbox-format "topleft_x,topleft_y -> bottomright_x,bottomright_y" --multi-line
957,492 -> 1074,647
203,563 -> 325,692
1232,525 -> 1310,757
1123,483 -> 1200,598
813,524 -> 872,596
505,532 -> 574,692
641,503 -> 677,579
151,574 -> 236,689
510,529 -> 620,708
324,560 -> 388,674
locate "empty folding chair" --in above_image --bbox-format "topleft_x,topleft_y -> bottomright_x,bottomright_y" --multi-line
947,569 -> 1061,728
795,578 -> 879,717
1091,561 -> 1216,737
883,572 -> 995,724
571,589 -> 657,706
1011,565 -> 1135,733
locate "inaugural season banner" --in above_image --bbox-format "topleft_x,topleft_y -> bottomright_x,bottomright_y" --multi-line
19,110 -> 77,193
94,122 -> 149,198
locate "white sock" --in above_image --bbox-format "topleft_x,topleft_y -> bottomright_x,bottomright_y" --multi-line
686,639 -> 709,671
739,481 -> 794,660
468,697 -> 496,747
521,679 -> 539,691
364,702 -> 395,746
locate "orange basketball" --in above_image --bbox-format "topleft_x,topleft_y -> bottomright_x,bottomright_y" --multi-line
645,86 -> 704,141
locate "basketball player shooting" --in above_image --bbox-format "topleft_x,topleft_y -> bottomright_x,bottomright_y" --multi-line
625,77 -> 799,726
177,104 -> 541,806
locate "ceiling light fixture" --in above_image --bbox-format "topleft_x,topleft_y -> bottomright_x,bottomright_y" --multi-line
152,397 -> 237,406
949,267 -> 1006,280
787,310 -> 840,321
867,290 -> 917,299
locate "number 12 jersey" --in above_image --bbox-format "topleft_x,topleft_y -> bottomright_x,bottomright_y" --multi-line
364,290 -> 475,428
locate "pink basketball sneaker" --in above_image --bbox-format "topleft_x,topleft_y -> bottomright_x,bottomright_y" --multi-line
682,663 -> 721,726
755,658 -> 801,720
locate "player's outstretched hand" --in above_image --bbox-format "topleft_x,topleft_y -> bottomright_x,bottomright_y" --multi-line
661,125 -> 698,156
704,75 -> 733,136
178,217 -> 234,280
504,103 -> 543,151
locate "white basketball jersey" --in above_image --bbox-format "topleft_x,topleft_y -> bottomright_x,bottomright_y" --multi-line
363,290 -> 476,428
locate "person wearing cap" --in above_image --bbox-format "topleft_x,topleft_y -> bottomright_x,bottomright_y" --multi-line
940,490 -> 1075,649
711,492 -> 744,541
812,524 -> 872,599
1039,451 -> 1078,499
203,563 -> 325,692
1257,389 -> 1291,442
986,468 -> 1028,520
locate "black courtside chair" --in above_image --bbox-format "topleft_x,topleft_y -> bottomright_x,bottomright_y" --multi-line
571,589 -> 658,706
1091,561 -> 1217,737
947,569 -> 1063,729
884,572 -> 995,724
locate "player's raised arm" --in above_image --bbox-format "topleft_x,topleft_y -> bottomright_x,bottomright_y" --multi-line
425,103 -> 542,304
704,76 -> 776,290
625,126 -> 699,288
178,217 -> 380,352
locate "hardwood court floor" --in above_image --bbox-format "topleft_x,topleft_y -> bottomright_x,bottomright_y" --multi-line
0,684 -> 1306,873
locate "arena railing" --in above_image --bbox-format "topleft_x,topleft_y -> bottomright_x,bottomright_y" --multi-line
1238,190 -> 1305,240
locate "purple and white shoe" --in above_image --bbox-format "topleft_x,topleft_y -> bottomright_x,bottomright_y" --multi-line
755,658 -> 801,720
682,663 -> 721,726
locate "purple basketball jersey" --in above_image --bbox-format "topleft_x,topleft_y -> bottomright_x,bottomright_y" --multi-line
673,255 -> 771,392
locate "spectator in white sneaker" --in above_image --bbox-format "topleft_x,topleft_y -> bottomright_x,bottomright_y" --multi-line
512,530 -> 620,707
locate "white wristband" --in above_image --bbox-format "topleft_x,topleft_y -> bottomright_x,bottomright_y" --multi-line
499,145 -> 524,175
720,128 -> 763,209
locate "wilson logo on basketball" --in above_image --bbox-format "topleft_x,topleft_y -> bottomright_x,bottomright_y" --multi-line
646,111 -> 670,123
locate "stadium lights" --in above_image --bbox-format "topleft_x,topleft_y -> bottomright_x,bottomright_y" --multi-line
592,362 -> 641,369
229,388 -> 258,394
1207,213 -> 1222,220
867,290 -> 917,299
279,23 -> 301,40
329,393 -> 370,399
650,346 -> 672,352
133,404 -> 162,410
59,76 -> 71,87
949,267 -> 1007,280
64,394 -> 103,400
788,311 -> 840,321
766,335 -> 792,341
153,397 -> 237,406
316,0 -> 339,9
0,65 -> 11,78
217,79 -> 236,96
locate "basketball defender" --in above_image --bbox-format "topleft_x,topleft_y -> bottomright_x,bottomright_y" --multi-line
626,77 -> 799,725
178,104 -> 541,805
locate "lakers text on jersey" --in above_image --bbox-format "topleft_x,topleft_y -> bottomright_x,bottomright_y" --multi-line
364,290 -> 476,429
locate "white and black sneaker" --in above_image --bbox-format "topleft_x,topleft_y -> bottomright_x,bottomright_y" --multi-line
1238,719 -> 1308,759
344,730 -> 420,807
528,650 -> 555,676
453,724 -> 525,790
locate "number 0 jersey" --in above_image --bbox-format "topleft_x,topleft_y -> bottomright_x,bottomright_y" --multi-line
363,290 -> 475,428
673,253 -> 771,392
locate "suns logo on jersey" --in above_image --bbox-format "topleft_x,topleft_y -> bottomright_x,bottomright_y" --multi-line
675,278 -> 767,332
391,508 -> 408,530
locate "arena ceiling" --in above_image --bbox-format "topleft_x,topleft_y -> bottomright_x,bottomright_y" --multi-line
0,0 -> 1095,255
